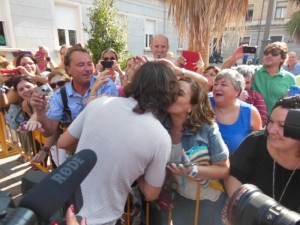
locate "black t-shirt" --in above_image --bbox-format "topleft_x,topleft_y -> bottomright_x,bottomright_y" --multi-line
230,130 -> 300,212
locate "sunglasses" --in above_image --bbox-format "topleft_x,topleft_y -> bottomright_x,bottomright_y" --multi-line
263,49 -> 281,57
103,57 -> 115,61
49,80 -> 67,89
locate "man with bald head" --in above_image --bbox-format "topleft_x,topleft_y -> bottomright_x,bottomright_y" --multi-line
283,51 -> 300,76
150,34 -> 170,59
150,34 -> 180,67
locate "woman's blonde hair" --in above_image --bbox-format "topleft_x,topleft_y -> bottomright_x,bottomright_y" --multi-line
47,69 -> 71,83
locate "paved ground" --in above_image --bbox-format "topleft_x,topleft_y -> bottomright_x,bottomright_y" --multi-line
0,154 -> 31,206
0,154 -> 143,225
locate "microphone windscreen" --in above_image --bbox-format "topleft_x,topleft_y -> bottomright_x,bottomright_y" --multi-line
19,149 -> 97,222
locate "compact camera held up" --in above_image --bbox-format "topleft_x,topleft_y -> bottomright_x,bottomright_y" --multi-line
36,83 -> 53,96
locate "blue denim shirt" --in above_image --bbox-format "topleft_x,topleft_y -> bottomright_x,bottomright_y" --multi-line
163,118 -> 229,163
47,76 -> 118,121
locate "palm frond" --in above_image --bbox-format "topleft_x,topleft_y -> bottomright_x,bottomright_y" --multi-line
166,0 -> 248,52
287,11 -> 300,43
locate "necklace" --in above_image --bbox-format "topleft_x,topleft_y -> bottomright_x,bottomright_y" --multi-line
272,160 -> 299,203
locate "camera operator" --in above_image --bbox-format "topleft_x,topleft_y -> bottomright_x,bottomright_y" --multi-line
224,95 -> 300,212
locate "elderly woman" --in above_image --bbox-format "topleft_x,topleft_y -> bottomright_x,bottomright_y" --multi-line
210,69 -> 262,154
225,95 -> 300,212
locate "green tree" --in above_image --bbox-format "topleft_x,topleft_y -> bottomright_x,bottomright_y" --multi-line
287,0 -> 300,43
83,0 -> 128,65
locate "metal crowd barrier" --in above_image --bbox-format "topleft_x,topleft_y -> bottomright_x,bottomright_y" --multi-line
0,110 -> 51,172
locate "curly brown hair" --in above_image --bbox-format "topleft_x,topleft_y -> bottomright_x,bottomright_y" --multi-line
179,77 -> 215,133
124,62 -> 178,118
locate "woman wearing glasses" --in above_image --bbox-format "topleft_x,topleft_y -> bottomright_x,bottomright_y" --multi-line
96,48 -> 125,90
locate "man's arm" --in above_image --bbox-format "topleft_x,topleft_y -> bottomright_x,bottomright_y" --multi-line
57,130 -> 79,153
137,176 -> 162,201
221,44 -> 248,69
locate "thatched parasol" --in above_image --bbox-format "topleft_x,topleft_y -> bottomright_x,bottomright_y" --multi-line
167,0 -> 248,66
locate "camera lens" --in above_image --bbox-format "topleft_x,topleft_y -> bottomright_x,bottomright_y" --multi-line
227,184 -> 300,225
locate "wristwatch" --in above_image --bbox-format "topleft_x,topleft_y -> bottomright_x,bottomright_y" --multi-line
189,165 -> 198,177
46,57 -> 51,62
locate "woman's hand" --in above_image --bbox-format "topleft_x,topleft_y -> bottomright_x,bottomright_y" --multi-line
167,163 -> 192,175
65,204 -> 87,225
24,119 -> 42,131
177,55 -> 186,67
195,54 -> 205,71
125,56 -> 149,81
96,60 -> 104,73
17,66 -> 34,77
112,60 -> 123,75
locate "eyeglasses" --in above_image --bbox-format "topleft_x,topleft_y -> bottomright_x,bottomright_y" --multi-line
103,57 -> 115,61
263,49 -> 281,57
49,80 -> 67,89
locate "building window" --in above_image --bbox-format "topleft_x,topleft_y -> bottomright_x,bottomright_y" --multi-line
55,4 -> 79,46
145,20 -> 155,48
58,29 -> 77,46
0,21 -> 6,46
270,36 -> 283,42
275,1 -> 287,19
240,36 -> 251,45
246,4 -> 254,21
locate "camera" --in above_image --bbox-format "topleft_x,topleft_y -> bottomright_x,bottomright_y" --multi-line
227,184 -> 300,225
101,60 -> 114,69
36,83 -> 53,96
243,46 -> 257,54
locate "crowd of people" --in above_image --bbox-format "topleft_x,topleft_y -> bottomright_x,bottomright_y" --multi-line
0,35 -> 299,225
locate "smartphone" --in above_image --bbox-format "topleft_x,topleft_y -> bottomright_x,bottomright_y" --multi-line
0,68 -> 20,78
182,51 -> 200,72
36,83 -> 53,96
289,85 -> 300,96
35,49 -> 45,71
12,51 -> 32,57
243,46 -> 257,54
101,61 -> 114,69
167,161 -> 192,168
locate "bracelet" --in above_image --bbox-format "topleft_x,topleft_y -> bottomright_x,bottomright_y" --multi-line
41,146 -> 50,152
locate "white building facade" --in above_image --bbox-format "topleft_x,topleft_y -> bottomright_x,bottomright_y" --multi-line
0,0 -> 184,63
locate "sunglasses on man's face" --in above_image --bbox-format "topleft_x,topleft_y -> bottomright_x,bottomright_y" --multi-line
103,57 -> 116,61
49,80 -> 67,89
263,49 -> 281,57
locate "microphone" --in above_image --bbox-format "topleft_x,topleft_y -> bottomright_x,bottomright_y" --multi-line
18,149 -> 97,223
